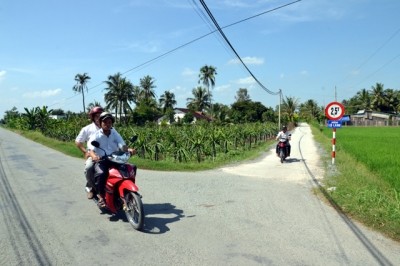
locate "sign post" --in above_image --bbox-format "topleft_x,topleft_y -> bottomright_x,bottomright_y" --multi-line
325,102 -> 345,165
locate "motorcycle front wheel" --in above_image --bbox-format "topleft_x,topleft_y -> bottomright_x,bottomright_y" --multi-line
124,192 -> 144,230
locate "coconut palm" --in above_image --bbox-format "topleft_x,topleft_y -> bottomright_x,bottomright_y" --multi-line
139,75 -> 156,103
384,88 -> 399,114
282,96 -> 299,122
159,91 -> 177,113
199,65 -> 217,115
73,73 -> 91,113
86,101 -> 103,113
371,82 -> 385,111
356,88 -> 371,110
104,73 -> 135,122
186,86 -> 210,112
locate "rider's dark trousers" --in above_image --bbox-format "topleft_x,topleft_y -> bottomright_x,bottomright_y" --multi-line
93,161 -> 110,197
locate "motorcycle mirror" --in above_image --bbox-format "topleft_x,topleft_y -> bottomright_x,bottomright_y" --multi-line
91,140 -> 100,148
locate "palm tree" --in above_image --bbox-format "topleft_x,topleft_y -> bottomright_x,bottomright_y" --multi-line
198,65 -> 217,115
73,73 -> 91,113
186,86 -> 210,112
104,73 -> 135,122
86,100 -> 103,113
371,82 -> 385,111
282,96 -> 299,122
384,88 -> 399,114
356,88 -> 371,110
159,91 -> 177,113
299,99 -> 320,120
139,75 -> 156,104
132,85 -> 141,105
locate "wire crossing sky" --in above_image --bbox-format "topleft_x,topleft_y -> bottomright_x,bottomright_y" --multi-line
1,0 -> 399,115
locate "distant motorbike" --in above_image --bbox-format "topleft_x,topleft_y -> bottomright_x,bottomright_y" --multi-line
90,136 -> 144,230
277,134 -> 291,163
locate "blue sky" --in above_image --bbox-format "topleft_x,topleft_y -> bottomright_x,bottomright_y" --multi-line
1,0 -> 399,116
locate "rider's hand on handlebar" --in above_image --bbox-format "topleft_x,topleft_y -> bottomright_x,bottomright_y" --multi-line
128,148 -> 136,156
92,155 -> 100,162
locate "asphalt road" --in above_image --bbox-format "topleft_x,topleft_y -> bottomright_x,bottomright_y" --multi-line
0,124 -> 399,266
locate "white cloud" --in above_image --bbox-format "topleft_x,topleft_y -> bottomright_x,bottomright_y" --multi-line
235,76 -> 256,85
23,88 -> 62,99
119,40 -> 160,53
0,70 -> 6,81
181,67 -> 196,77
215,84 -> 230,92
300,70 -> 308,75
228,57 -> 264,65
350,69 -> 360,76
222,0 -> 251,8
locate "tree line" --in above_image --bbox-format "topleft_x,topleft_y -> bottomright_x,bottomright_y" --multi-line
343,82 -> 400,115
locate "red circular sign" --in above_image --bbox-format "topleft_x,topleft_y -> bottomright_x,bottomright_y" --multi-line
325,101 -> 345,121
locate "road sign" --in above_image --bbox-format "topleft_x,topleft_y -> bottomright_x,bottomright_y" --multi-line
327,120 -> 342,128
325,101 -> 345,121
339,115 -> 350,122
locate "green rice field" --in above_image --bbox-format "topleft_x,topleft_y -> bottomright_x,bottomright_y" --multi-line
332,126 -> 400,192
315,125 -> 400,241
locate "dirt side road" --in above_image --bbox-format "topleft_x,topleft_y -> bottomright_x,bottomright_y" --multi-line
0,124 -> 399,265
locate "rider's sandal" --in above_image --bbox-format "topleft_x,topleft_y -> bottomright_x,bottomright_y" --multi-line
97,198 -> 106,208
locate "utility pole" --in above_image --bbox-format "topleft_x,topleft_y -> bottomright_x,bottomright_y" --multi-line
335,86 -> 337,101
278,89 -> 282,130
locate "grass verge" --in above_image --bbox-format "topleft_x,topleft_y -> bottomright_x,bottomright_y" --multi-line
310,123 -> 400,242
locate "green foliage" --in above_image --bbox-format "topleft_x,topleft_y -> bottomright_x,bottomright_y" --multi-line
102,122 -> 278,163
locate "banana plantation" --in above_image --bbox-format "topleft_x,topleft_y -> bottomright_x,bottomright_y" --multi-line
4,108 -> 278,164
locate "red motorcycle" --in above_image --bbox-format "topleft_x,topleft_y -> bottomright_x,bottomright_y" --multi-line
277,134 -> 291,163
90,137 -> 144,230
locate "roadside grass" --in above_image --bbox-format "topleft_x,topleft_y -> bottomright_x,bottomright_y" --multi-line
311,124 -> 400,242
12,129 -> 275,171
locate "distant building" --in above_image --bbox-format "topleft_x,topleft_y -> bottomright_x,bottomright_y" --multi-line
350,110 -> 400,126
157,108 -> 212,124
49,115 -> 66,120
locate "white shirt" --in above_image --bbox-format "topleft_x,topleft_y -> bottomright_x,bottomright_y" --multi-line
87,128 -> 125,157
75,122 -> 100,145
276,131 -> 290,142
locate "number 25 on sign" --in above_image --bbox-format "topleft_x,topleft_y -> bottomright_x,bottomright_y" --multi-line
325,101 -> 345,121
325,101 -> 345,165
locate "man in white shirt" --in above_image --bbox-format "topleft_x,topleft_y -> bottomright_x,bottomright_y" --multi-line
275,125 -> 291,157
75,106 -> 104,199
88,112 -> 134,208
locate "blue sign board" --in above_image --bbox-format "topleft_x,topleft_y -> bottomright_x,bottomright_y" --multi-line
339,115 -> 350,122
327,120 -> 342,128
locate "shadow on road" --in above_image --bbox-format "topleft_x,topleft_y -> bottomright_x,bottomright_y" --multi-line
99,202 -> 184,234
283,157 -> 302,163
141,203 -> 184,234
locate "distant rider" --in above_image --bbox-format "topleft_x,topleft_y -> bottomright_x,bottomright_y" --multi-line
276,125 -> 291,157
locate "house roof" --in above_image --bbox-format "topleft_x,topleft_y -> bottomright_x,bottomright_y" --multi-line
174,108 -> 212,121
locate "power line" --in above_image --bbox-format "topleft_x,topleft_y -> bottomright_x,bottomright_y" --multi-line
199,0 -> 300,96
338,26 -> 400,89
54,0 -> 301,110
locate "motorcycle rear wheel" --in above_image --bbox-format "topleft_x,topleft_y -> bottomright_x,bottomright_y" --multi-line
280,149 -> 285,163
124,192 -> 144,230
